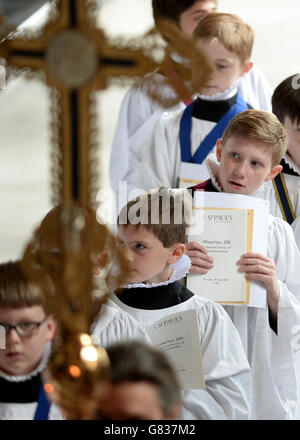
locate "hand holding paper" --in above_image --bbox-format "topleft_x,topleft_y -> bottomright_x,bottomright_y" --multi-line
237,252 -> 280,318
185,242 -> 214,274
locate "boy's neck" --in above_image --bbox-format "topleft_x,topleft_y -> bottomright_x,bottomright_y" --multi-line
198,82 -> 238,102
144,264 -> 173,285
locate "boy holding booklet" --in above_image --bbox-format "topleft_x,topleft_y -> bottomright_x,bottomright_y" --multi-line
110,188 -> 251,420
186,109 -> 300,419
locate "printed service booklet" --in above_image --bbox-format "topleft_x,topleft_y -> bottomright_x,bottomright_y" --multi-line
147,309 -> 205,390
186,192 -> 269,307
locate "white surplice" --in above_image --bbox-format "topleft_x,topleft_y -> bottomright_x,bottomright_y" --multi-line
198,160 -> 300,419
91,301 -> 152,347
109,288 -> 251,420
292,215 -> 300,251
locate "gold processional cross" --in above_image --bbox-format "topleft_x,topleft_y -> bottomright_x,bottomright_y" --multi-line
0,0 -> 210,419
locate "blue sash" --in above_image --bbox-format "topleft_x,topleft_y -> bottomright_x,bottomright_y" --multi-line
34,385 -> 51,420
179,92 -> 248,164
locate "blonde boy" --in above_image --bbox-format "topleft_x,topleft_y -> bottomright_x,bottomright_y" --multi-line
110,1 -> 273,199
0,261 -> 60,420
137,12 -> 254,192
186,109 -> 300,419
110,188 -> 251,420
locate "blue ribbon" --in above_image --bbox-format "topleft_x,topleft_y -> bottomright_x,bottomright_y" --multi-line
34,385 -> 51,420
179,92 -> 248,164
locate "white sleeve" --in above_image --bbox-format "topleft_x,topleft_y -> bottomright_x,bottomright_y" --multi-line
265,217 -> 300,418
136,112 -> 182,191
181,301 -> 250,420
268,216 -> 300,299
238,63 -> 273,111
109,82 -> 163,194
291,216 -> 300,252
91,304 -> 151,348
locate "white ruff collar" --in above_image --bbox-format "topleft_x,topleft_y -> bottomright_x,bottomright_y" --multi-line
206,156 -> 267,197
197,83 -> 238,102
0,340 -> 51,383
284,153 -> 300,175
122,254 -> 191,289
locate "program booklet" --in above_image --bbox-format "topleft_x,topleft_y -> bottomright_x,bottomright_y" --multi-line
187,207 -> 253,304
146,309 -> 205,390
186,192 -> 269,307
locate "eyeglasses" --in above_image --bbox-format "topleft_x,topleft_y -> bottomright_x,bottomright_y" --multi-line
0,316 -> 48,338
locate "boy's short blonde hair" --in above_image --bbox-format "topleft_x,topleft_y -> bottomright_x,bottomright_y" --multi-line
222,110 -> 288,166
193,12 -> 254,64
118,188 -> 192,248
0,260 -> 53,313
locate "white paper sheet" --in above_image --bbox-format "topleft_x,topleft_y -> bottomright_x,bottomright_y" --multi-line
188,192 -> 269,308
187,208 -> 250,303
146,309 -> 205,390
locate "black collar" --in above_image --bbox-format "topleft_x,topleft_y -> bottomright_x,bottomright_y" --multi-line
117,281 -> 194,310
0,373 -> 42,403
280,158 -> 300,177
193,92 -> 237,122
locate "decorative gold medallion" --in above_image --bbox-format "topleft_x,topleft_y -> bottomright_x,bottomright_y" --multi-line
46,30 -> 98,88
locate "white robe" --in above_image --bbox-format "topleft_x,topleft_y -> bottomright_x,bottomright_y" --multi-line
257,154 -> 300,221
110,63 -> 272,196
91,301 -> 152,348
197,160 -> 300,419
292,215 -> 300,251
225,215 -> 300,420
110,293 -> 251,420
136,106 -> 217,192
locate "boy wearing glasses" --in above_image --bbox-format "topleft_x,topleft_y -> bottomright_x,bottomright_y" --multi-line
0,261 -> 61,420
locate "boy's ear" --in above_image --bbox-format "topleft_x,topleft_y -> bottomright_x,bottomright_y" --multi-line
216,138 -> 223,162
168,243 -> 185,264
240,60 -> 253,77
46,315 -> 58,341
264,164 -> 282,182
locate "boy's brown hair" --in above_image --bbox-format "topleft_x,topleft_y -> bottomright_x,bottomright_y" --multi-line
193,12 -> 254,64
222,109 -> 288,166
0,260 -> 53,313
272,74 -> 300,126
118,188 -> 192,247
152,0 -> 218,25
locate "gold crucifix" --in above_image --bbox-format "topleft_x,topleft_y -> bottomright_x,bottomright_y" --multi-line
1,0 -> 162,206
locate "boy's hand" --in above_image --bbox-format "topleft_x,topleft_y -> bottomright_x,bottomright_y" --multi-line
185,241 -> 214,274
237,253 -> 280,318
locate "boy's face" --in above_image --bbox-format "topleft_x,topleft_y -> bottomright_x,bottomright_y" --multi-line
179,1 -> 217,36
195,38 -> 252,96
0,305 -> 56,376
216,136 -> 282,195
118,224 -> 179,285
284,116 -> 300,167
